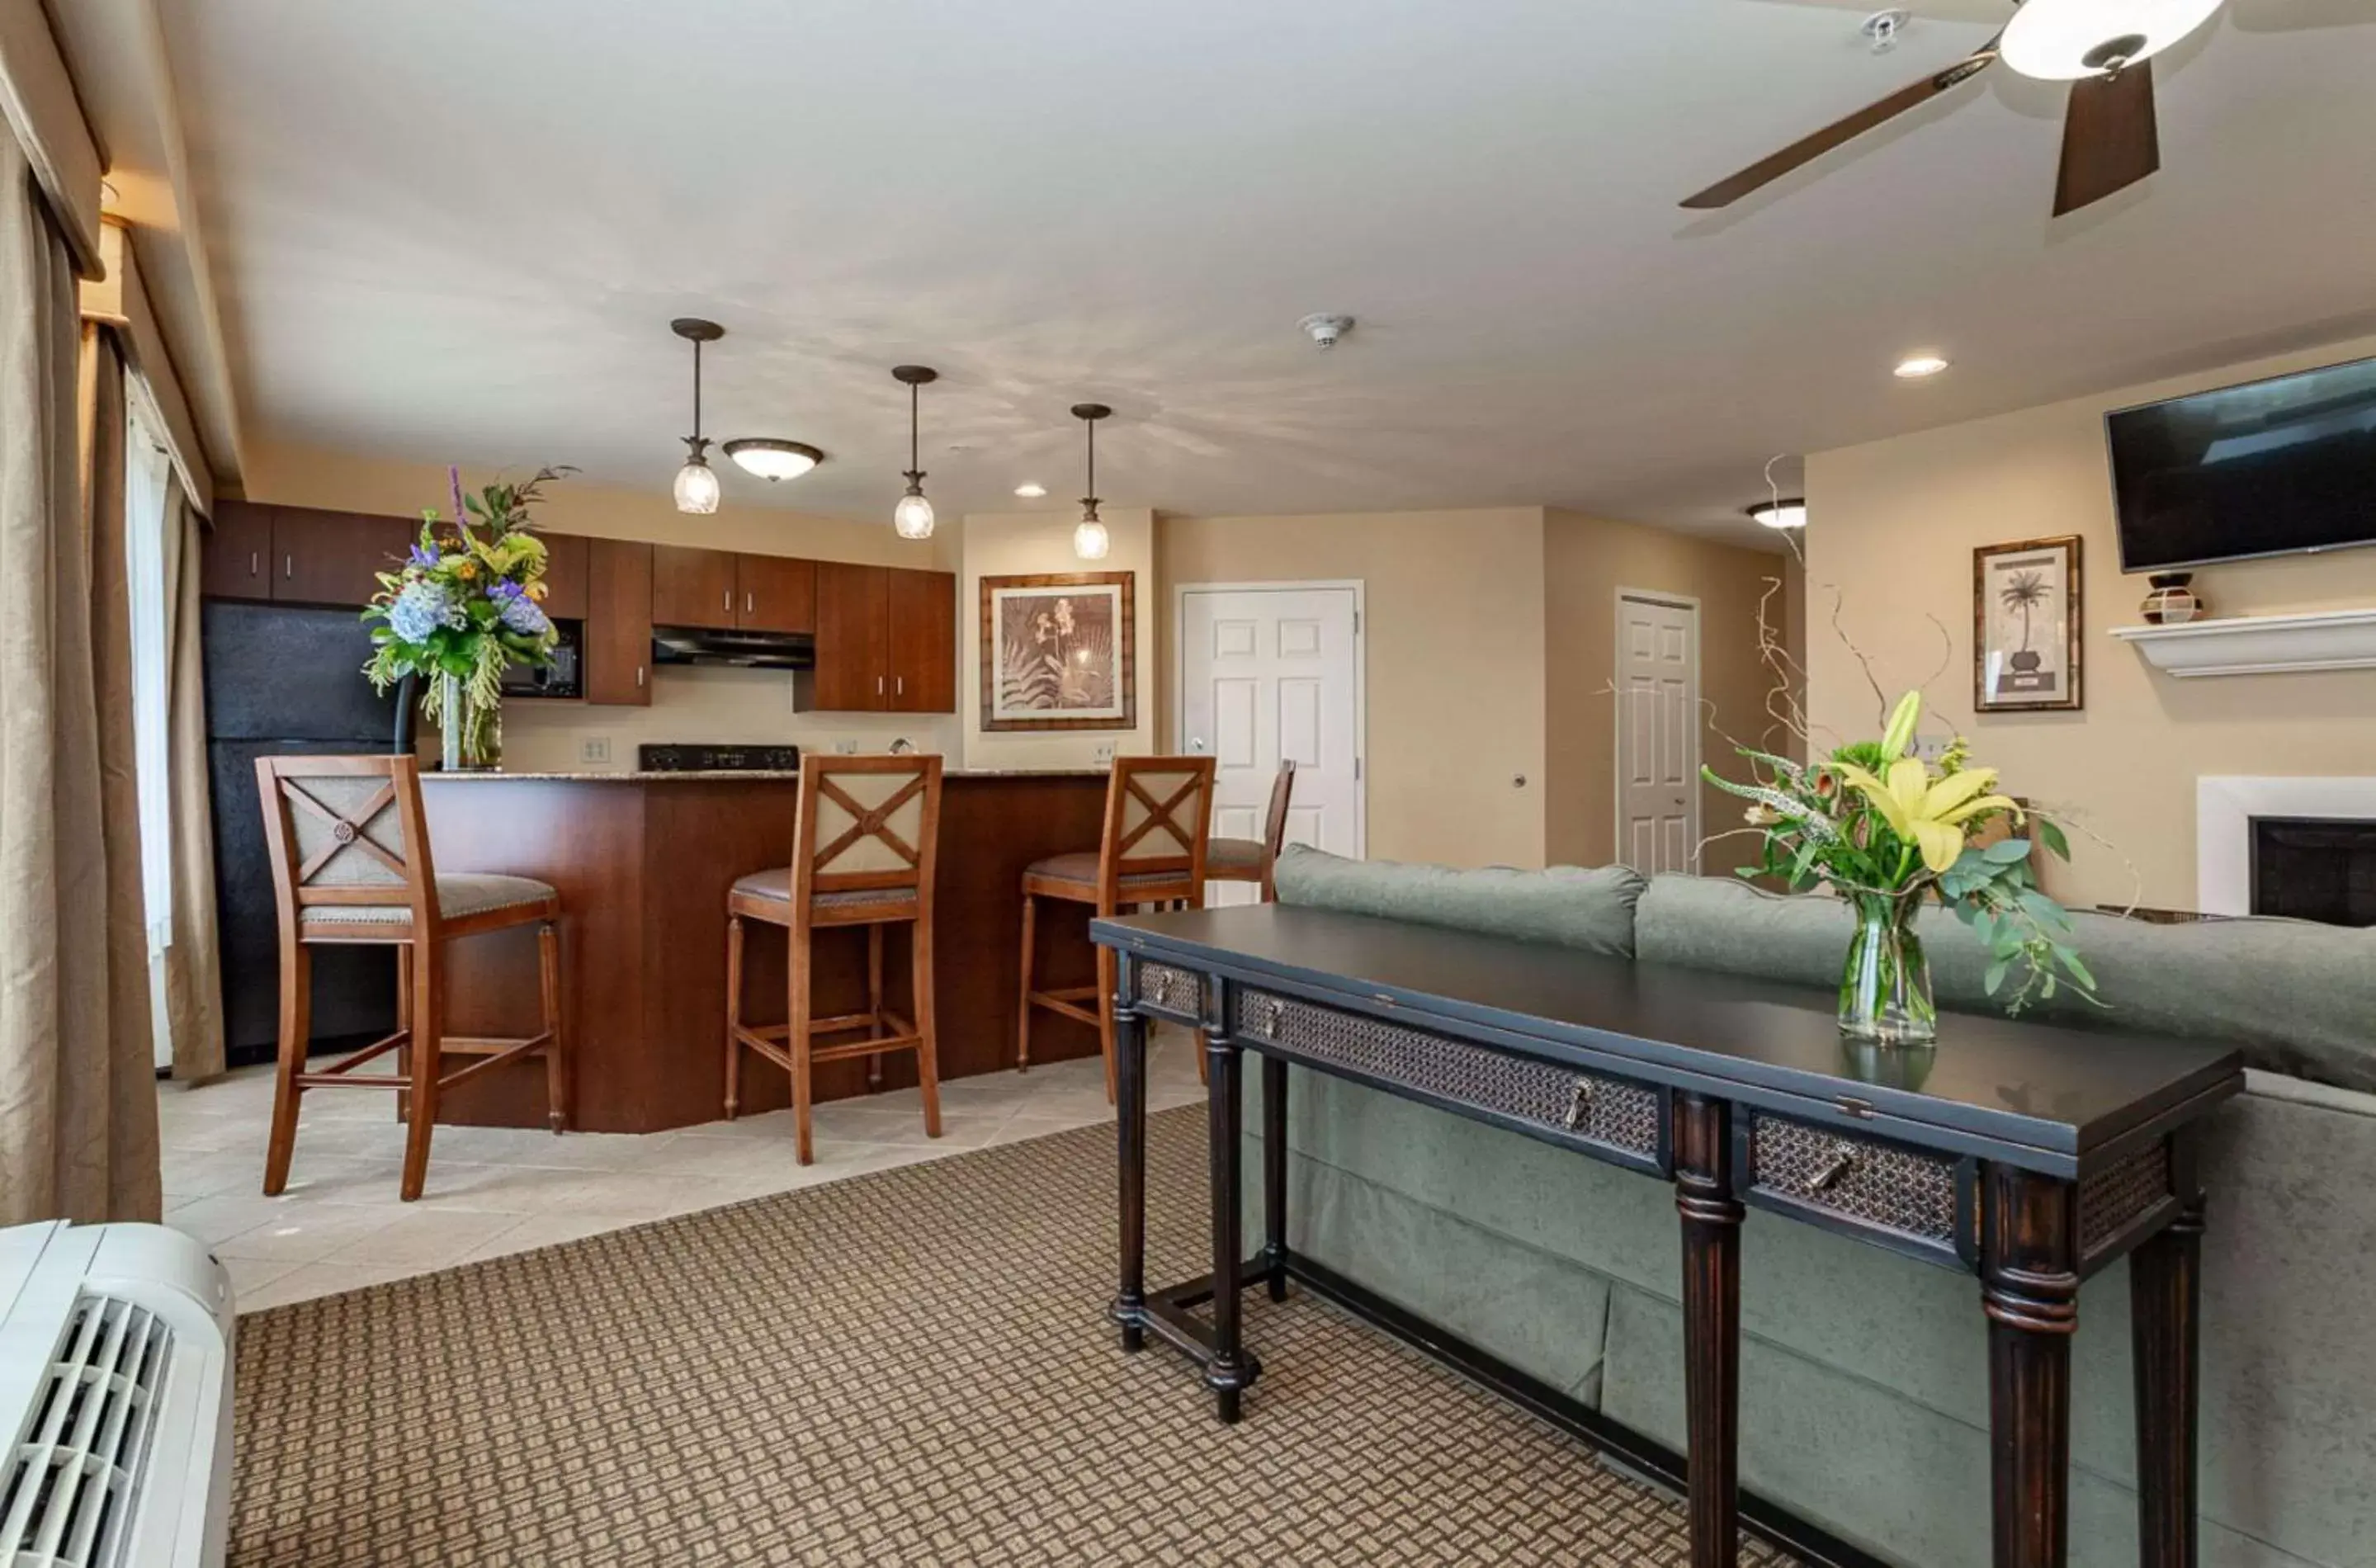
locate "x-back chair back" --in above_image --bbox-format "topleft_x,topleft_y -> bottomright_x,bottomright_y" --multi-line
255,753 -> 566,1202
727,753 -> 947,1164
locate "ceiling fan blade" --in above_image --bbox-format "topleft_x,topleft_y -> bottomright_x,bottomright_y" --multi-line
1680,47 -> 1998,209
2052,62 -> 2161,217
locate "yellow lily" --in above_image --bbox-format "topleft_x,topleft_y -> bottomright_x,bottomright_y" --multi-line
1878,689 -> 1922,762
1835,758 -> 2020,874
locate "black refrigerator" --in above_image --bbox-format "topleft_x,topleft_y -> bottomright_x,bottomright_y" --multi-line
205,602 -> 402,1058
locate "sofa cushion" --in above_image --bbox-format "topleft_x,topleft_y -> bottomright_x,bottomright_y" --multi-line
1273,846 -> 1643,958
1637,875 -> 2376,1094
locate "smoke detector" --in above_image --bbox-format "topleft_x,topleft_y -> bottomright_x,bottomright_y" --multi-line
1860,9 -> 1911,53
1298,313 -> 1355,351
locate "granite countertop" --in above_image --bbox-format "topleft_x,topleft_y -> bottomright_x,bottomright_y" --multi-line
423,767 -> 1110,782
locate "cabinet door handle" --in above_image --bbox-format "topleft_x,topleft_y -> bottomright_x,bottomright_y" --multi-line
636,665 -> 645,688
248,550 -> 259,578
895,676 -> 904,696
724,588 -> 732,615
283,553 -> 294,579
876,675 -> 885,696
744,591 -> 753,616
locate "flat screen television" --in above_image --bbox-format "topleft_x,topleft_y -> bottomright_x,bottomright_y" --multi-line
2106,353 -> 2376,572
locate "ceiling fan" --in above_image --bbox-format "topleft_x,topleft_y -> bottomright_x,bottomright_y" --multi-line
1682,0 -> 2232,216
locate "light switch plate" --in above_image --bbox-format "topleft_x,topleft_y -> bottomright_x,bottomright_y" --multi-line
834,739 -> 860,755
579,736 -> 611,763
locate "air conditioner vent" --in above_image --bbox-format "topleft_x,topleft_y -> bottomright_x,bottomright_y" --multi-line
1,1294 -> 174,1568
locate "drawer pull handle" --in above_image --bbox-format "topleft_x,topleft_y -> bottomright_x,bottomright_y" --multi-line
1562,1080 -> 1594,1131
1807,1145 -> 1859,1193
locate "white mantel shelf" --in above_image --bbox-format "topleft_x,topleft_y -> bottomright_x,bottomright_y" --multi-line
2111,607 -> 2376,678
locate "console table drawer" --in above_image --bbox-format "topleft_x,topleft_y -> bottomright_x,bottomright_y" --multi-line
1231,988 -> 1661,1164
1131,959 -> 1206,1021
1746,1113 -> 1966,1261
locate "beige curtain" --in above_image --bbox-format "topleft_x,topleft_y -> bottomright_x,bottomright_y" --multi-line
158,475 -> 224,1080
0,126 -> 161,1226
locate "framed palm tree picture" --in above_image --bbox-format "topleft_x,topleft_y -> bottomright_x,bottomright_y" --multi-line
979,571 -> 1136,731
1973,535 -> 2082,712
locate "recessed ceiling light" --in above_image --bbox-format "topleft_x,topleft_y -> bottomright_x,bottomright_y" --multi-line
1894,354 -> 1951,379
1746,498 -> 1807,531
1013,482 -> 1046,498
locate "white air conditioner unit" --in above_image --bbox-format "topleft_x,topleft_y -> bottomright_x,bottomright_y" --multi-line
0,1223 -> 233,1568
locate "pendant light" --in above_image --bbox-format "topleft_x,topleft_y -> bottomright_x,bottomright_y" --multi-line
890,365 -> 938,541
670,319 -> 724,514
1071,403 -> 1112,561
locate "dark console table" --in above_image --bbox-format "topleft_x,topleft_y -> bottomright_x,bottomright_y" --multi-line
1091,904 -> 2242,1568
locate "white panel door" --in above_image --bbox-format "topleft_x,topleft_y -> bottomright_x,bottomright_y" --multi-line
1615,593 -> 1699,876
1179,587 -> 1362,906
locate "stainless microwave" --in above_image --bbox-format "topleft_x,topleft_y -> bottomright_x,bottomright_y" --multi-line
500,617 -> 582,699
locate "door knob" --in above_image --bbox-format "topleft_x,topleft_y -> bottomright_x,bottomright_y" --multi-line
1190,737 -> 1207,752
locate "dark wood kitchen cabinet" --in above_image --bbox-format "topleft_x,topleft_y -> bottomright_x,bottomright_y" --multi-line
736,554 -> 816,635
802,562 -> 956,713
201,499 -> 276,601
886,566 -> 955,712
584,538 -> 654,706
650,545 -> 740,630
536,531 -> 589,621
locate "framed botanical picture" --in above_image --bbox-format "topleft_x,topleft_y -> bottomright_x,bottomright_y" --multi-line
980,571 -> 1136,732
1973,535 -> 2082,712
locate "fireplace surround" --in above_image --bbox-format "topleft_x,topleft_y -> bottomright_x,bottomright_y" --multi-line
2198,776 -> 2376,919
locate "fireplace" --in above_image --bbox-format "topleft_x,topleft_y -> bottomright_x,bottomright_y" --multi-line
2199,777 -> 2376,919
2251,818 -> 2376,926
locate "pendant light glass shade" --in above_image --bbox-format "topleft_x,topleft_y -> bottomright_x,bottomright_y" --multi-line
895,489 -> 936,541
674,447 -> 721,514
1073,512 -> 1111,560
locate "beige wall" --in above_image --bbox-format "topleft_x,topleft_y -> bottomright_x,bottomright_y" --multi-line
957,509 -> 1158,772
242,440 -> 963,772
1542,510 -> 1791,868
1805,333 -> 2376,911
1157,508 -> 1548,869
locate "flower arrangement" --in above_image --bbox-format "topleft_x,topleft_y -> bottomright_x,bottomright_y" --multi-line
1704,688 -> 2097,1041
361,466 -> 569,768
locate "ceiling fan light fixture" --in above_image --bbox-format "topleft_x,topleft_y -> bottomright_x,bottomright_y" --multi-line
1998,0 -> 2222,80
1747,498 -> 1807,531
722,438 -> 825,481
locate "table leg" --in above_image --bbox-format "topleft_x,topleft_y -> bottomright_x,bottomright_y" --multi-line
1982,1164 -> 2080,1568
2131,1197 -> 2204,1568
1674,1093 -> 1742,1568
1109,998 -> 1147,1353
1262,1052 -> 1289,1303
1206,1024 -> 1254,1424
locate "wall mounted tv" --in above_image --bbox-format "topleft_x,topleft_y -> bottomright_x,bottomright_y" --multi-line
2106,353 -> 2376,572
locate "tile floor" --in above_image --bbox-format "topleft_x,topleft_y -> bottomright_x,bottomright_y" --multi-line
159,1032 -> 1205,1314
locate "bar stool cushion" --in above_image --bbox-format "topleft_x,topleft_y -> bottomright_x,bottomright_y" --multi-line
1206,836 -> 1266,875
300,872 -> 556,930
1023,850 -> 1192,900
731,867 -> 919,915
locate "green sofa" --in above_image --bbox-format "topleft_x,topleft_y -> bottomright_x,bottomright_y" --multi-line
1257,846 -> 2376,1568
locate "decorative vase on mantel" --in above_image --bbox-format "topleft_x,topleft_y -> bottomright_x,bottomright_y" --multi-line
1838,890 -> 1938,1046
435,672 -> 503,772
2139,573 -> 2204,626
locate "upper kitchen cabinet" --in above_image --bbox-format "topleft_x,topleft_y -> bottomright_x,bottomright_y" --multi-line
536,531 -> 590,621
201,499 -> 276,601
650,544 -> 740,630
736,554 -> 816,635
886,566 -> 955,713
201,502 -> 413,607
583,538 -> 654,706
801,562 -> 956,713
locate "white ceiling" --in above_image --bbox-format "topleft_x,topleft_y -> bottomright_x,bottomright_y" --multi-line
149,0 -> 2376,543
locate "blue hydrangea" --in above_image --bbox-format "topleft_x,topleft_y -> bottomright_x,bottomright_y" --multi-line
496,589 -> 550,638
387,579 -> 464,643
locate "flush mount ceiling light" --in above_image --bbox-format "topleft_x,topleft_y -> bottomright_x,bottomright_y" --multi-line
669,318 -> 723,515
1999,0 -> 2223,81
1894,353 -> 1952,379
1747,498 -> 1808,531
723,437 -> 825,482
890,365 -> 938,541
1013,482 -> 1047,498
1070,403 -> 1112,561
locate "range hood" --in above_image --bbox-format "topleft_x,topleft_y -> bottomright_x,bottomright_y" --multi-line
650,625 -> 816,669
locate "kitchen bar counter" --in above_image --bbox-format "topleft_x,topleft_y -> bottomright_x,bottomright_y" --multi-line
418,770 -> 1109,1132
424,767 -> 1109,782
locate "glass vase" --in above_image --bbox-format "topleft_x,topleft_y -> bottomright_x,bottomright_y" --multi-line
1838,891 -> 1936,1045
435,672 -> 503,772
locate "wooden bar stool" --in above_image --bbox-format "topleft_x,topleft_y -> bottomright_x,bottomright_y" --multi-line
1203,758 -> 1297,903
725,753 -> 944,1165
255,755 -> 567,1203
1018,755 -> 1216,1101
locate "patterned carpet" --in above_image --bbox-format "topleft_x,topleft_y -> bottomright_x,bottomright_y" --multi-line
231,1108 -> 1792,1566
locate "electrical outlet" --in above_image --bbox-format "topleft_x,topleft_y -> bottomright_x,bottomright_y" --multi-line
1092,742 -> 1116,766
1913,735 -> 1951,762
834,739 -> 860,755
579,736 -> 611,764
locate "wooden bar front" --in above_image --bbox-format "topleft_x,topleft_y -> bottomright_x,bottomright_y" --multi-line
419,772 -> 1108,1132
